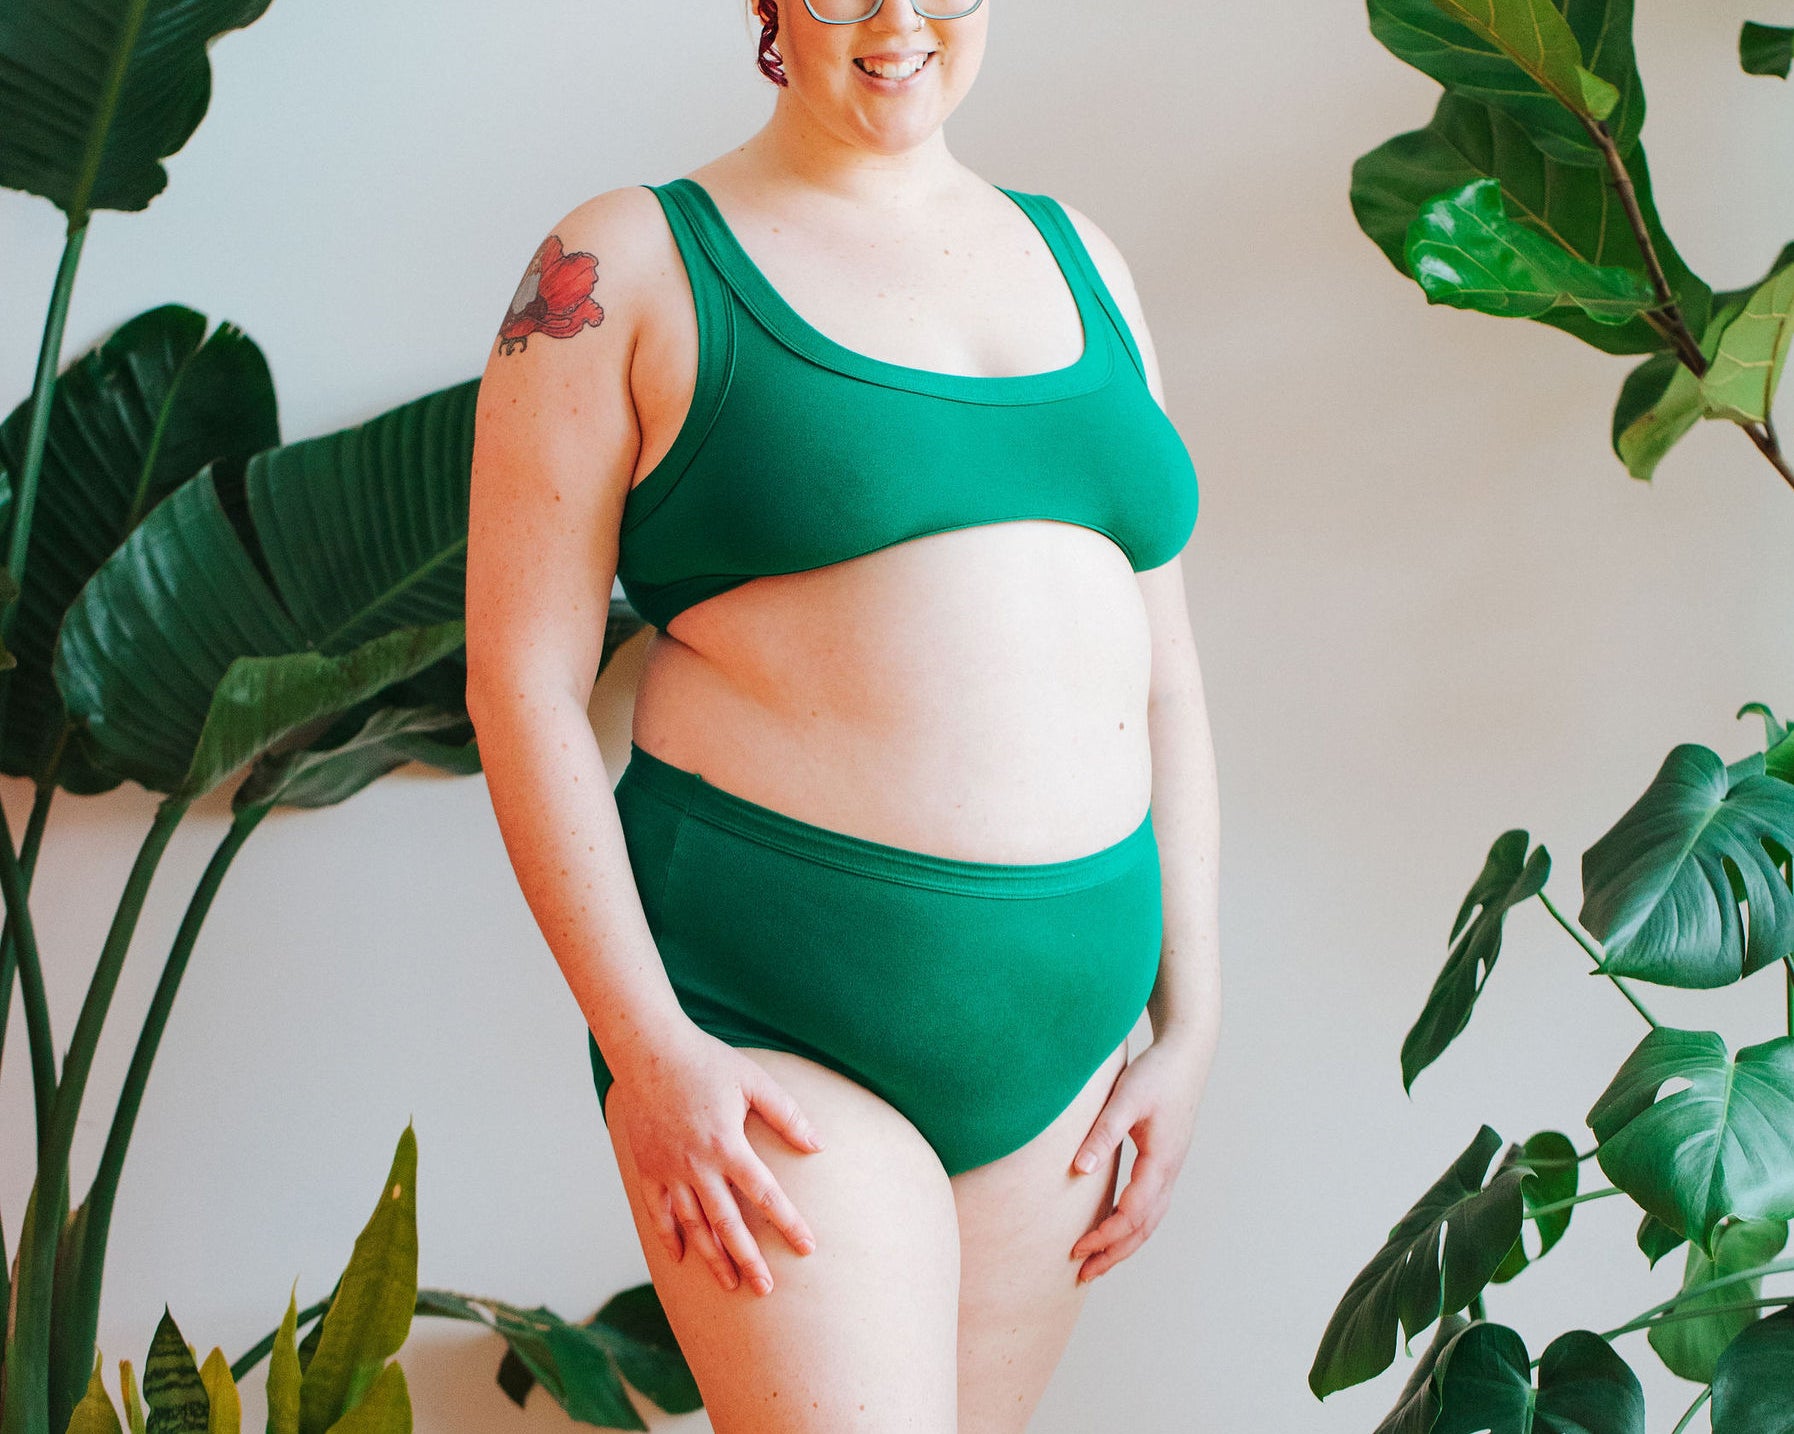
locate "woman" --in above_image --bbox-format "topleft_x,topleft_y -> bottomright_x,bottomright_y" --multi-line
465,0 -> 1222,1427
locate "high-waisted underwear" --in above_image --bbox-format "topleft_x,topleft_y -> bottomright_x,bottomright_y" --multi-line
587,740 -> 1163,1176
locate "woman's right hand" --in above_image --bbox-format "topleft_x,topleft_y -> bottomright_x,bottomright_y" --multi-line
609,1024 -> 826,1296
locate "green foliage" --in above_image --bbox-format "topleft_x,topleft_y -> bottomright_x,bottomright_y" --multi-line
1711,1308 -> 1794,1432
1649,1219 -> 1789,1383
1429,1324 -> 1645,1433
1739,22 -> 1794,80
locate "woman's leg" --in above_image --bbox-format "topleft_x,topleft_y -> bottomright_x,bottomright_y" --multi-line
950,1037 -> 1130,1434
605,1045 -> 962,1433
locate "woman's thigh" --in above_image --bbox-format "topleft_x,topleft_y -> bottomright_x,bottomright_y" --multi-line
951,1037 -> 1130,1434
605,1045 -> 962,1434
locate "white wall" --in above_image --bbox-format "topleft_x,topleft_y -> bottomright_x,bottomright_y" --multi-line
4,1 -> 1791,1429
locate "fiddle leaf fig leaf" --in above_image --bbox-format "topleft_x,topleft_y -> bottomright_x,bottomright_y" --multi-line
1430,1324 -> 1645,1434
1649,1218 -> 1789,1384
1580,743 -> 1794,987
1367,0 -> 1643,164
1491,1131 -> 1579,1283
1309,1126 -> 1524,1398
1406,179 -> 1658,324
1402,830 -> 1549,1091
1700,258 -> 1794,425
1740,21 -> 1794,79
1711,1306 -> 1794,1433
1588,1028 -> 1794,1257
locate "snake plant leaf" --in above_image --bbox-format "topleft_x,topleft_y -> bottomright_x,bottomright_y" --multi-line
1373,1312 -> 1471,1434
0,304 -> 279,791
1491,1131 -> 1579,1283
1367,0 -> 1641,166
0,0 -> 274,222
1579,743 -> 1794,987
1699,258 -> 1794,425
1741,21 -> 1794,79
68,1352 -> 124,1434
267,1284 -> 302,1434
1711,1306 -> 1794,1434
1614,244 -> 1794,478
1402,830 -> 1549,1091
1355,90 -> 1709,358
142,1309 -> 208,1434
198,1348 -> 240,1434
1649,1218 -> 1789,1384
1588,1028 -> 1794,1256
1309,1125 -> 1525,1398
318,1363 -> 407,1434
55,379 -> 477,797
119,1360 -> 146,1434
296,1126 -> 417,1434
1637,1211 -> 1688,1268
1406,178 -> 1659,324
1430,1323 -> 1645,1434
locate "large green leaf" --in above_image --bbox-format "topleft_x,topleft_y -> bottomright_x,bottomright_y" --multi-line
1580,744 -> 1794,988
1637,1210 -> 1687,1268
297,1127 -> 417,1434
0,0 -> 275,220
1491,1131 -> 1579,1282
1374,1312 -> 1470,1434
1402,830 -> 1549,1091
54,380 -> 478,797
1367,0 -> 1643,166
1711,1306 -> 1794,1434
1613,243 -> 1794,477
0,305 -> 278,790
1588,1028 -> 1794,1255
1353,91 -> 1708,357
1406,178 -> 1658,324
1309,1126 -> 1525,1397
1700,258 -> 1794,425
1431,1323 -> 1645,1434
1650,1218 -> 1789,1383
1741,21 -> 1794,79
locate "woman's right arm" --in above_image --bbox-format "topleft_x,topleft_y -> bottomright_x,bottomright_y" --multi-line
464,189 -> 823,1296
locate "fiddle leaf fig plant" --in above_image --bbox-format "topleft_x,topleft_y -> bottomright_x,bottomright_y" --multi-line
1314,1 -> 1794,1428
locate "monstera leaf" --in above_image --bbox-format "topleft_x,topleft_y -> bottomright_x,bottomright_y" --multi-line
0,305 -> 279,791
1430,1323 -> 1645,1434
1580,744 -> 1794,987
1491,1131 -> 1580,1283
1373,1312 -> 1470,1434
1650,1218 -> 1789,1384
1309,1126 -> 1525,1397
54,381 -> 479,797
1402,830 -> 1550,1091
1366,0 -> 1641,166
1355,91 -> 1710,358
1711,1307 -> 1794,1434
1588,1028 -> 1794,1256
1405,178 -> 1659,325
0,0 -> 275,220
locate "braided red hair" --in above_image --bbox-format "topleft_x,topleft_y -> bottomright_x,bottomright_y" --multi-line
755,1 -> 790,87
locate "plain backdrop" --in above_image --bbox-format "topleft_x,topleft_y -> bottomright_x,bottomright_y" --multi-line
4,1 -> 1792,1429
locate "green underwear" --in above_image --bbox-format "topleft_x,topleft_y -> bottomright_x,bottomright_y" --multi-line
587,741 -> 1163,1177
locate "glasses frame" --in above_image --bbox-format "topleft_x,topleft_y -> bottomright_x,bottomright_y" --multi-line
801,0 -> 983,23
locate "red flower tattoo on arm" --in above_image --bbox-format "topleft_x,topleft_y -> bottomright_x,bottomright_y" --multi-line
497,233 -> 604,354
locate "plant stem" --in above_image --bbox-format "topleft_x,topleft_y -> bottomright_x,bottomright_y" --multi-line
0,795 -> 55,1152
60,804 -> 269,1407
2,796 -> 189,1434
1607,1294 -> 1792,1339
1525,1186 -> 1626,1221
1537,890 -> 1658,1028
1671,1386 -> 1712,1434
1599,1256 -> 1794,1341
0,775 -> 57,1079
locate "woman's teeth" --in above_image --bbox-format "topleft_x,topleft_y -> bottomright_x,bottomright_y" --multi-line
854,52 -> 932,80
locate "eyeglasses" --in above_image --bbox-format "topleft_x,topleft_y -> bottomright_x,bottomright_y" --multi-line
802,0 -> 984,22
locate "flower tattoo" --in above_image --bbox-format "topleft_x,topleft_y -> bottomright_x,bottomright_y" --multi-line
498,234 -> 604,355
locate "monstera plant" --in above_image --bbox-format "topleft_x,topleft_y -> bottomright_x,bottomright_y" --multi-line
0,3 -> 675,1433
1308,3 -> 1794,1431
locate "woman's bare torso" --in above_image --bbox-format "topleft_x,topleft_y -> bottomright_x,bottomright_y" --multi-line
625,156 -> 1155,863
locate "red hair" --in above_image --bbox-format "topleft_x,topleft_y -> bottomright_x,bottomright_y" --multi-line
756,1 -> 790,87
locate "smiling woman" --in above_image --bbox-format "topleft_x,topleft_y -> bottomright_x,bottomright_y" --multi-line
465,0 -> 1222,1428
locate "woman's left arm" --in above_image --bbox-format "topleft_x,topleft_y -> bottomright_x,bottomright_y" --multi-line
1059,202 -> 1223,1283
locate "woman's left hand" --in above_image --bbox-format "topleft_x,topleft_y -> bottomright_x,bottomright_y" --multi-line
1067,1035 -> 1205,1283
